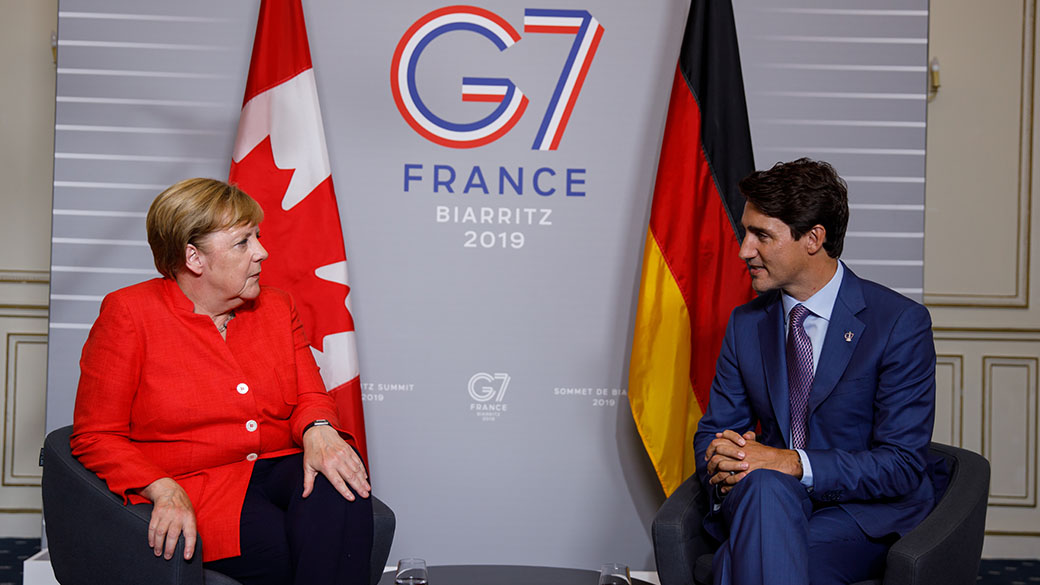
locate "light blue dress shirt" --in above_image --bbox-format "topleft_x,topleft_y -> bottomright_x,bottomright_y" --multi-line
780,261 -> 845,489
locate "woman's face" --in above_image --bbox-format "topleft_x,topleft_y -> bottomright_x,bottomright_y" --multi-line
195,223 -> 268,303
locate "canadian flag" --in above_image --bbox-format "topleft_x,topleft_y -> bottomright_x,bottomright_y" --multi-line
229,0 -> 367,463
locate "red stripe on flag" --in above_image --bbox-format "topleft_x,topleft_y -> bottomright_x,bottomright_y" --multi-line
649,64 -> 753,411
241,0 -> 313,104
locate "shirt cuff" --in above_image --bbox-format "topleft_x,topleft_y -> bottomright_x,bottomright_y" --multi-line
795,448 -> 814,489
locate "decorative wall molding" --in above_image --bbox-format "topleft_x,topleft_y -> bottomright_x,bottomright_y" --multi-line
3,333 -> 47,488
925,0 -> 1036,307
0,307 -> 47,319
982,356 -> 1037,507
0,270 -> 48,284
934,328 -> 1040,341
934,354 -> 963,447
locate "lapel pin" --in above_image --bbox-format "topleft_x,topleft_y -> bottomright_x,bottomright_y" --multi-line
844,331 -> 854,342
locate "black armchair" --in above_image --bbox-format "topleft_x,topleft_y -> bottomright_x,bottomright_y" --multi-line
42,425 -> 396,585
651,442 -> 990,585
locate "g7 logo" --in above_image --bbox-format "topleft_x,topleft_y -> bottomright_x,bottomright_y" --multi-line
468,372 -> 511,402
390,5 -> 604,150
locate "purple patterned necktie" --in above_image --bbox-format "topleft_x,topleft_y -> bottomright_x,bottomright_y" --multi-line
787,304 -> 814,450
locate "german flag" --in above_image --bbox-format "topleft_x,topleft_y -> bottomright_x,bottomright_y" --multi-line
628,0 -> 755,496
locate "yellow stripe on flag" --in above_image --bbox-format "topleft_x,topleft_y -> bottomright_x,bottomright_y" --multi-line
629,231 -> 704,496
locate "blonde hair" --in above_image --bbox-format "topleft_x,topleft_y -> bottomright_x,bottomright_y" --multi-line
146,178 -> 264,278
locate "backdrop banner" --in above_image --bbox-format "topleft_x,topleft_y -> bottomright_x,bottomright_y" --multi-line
47,0 -> 690,569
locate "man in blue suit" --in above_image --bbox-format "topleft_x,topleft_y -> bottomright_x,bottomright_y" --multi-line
693,159 -> 936,585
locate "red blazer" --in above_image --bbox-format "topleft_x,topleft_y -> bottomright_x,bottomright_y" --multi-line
71,278 -> 351,562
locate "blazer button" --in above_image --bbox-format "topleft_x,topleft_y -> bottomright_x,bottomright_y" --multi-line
245,420 -> 258,432
246,453 -> 258,461
237,383 -> 249,395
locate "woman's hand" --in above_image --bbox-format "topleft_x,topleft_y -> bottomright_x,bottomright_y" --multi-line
302,424 -> 371,501
139,477 -> 197,560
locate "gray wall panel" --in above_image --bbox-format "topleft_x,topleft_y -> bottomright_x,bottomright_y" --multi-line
763,125 -> 926,149
56,77 -> 240,108
841,235 -> 927,262
839,264 -> 925,290
56,132 -> 227,158
53,159 -> 228,185
50,267 -> 155,295
51,215 -> 146,240
45,332 -> 91,436
847,208 -> 925,233
53,186 -> 162,212
50,237 -> 153,268
54,102 -> 236,131
48,301 -> 104,325
735,1 -> 927,296
846,181 -> 925,201
748,96 -> 925,121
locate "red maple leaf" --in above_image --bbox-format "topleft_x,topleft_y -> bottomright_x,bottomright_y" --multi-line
229,136 -> 354,352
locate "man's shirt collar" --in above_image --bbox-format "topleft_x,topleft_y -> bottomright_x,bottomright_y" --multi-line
782,261 -> 844,322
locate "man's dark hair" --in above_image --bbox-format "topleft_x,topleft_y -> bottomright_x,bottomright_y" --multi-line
738,158 -> 849,258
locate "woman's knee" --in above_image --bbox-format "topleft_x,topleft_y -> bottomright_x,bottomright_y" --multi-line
304,473 -> 371,508
206,543 -> 291,585
292,473 -> 374,534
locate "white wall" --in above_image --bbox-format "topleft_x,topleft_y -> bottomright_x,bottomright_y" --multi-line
0,0 -> 56,536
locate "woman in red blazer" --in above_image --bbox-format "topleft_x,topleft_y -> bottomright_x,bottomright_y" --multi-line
72,178 -> 373,585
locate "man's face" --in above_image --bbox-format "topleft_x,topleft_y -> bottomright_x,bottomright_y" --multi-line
738,203 -> 812,296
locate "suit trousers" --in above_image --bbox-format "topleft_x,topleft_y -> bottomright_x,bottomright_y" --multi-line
712,470 -> 889,585
204,453 -> 374,585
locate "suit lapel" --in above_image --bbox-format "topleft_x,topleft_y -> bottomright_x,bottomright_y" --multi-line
759,292 -> 791,447
809,269 -> 866,413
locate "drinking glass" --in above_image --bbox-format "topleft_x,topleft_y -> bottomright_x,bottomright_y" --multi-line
598,563 -> 631,585
395,558 -> 429,585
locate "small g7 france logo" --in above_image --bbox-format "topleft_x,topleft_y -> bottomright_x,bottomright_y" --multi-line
468,372 -> 511,402
391,5 -> 604,150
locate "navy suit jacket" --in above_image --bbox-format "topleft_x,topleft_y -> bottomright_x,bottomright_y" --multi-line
694,266 -> 936,541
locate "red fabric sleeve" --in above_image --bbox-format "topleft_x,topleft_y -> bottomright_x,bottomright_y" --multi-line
285,295 -> 354,449
70,293 -> 170,502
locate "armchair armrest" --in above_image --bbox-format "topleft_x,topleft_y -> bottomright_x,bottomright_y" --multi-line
652,472 -> 716,585
42,425 -> 204,585
883,443 -> 990,585
370,495 -> 396,585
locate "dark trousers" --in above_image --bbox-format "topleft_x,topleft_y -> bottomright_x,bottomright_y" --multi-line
205,453 -> 374,585
712,470 -> 890,585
